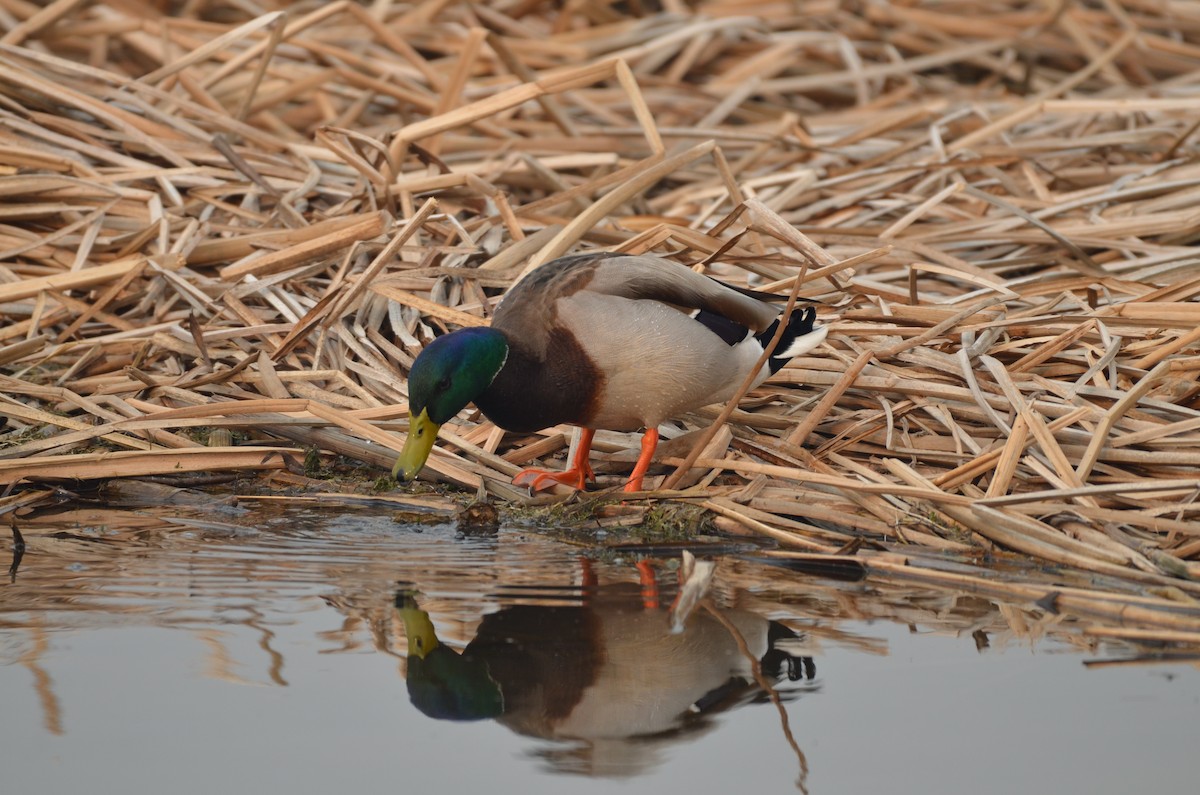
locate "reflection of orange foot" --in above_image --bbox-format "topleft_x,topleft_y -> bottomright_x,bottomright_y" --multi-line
636,559 -> 659,609
580,556 -> 597,590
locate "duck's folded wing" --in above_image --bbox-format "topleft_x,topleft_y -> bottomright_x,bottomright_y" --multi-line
581,254 -> 780,332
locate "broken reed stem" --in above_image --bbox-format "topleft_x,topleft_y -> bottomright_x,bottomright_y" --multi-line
1076,359 -> 1172,483
788,349 -> 873,448
522,140 -> 717,276
702,599 -> 810,791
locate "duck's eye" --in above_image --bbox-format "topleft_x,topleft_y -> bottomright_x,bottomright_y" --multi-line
436,377 -> 452,391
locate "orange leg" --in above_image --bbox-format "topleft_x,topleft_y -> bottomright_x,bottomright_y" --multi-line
623,427 -> 660,493
513,427 -> 596,492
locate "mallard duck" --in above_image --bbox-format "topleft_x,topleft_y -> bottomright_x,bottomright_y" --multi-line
396,586 -> 814,775
393,252 -> 828,492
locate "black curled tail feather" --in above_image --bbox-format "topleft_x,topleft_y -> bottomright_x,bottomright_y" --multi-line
758,306 -> 818,374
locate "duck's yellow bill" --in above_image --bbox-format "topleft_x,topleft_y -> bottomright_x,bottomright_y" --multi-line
393,409 -> 440,482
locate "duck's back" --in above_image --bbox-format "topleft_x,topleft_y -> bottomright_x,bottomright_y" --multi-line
481,253 -> 788,432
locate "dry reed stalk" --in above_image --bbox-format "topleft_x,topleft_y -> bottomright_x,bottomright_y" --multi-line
0,0 -> 1199,645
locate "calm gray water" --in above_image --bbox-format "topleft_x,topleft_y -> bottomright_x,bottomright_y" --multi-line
1,500 -> 1196,794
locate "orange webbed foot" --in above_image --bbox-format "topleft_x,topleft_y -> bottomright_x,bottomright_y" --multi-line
512,463 -> 593,492
513,428 -> 596,493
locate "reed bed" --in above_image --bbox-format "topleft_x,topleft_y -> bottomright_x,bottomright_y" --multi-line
1,1 -> 1199,646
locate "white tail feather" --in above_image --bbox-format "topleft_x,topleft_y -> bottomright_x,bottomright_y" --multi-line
772,323 -> 828,359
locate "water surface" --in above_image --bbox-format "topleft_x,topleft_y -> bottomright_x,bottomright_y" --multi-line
1,500 -> 1196,794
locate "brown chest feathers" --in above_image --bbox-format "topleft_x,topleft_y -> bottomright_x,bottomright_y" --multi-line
473,326 -> 604,433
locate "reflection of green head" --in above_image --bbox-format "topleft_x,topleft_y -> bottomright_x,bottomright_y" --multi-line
396,594 -> 503,721
394,328 -> 507,482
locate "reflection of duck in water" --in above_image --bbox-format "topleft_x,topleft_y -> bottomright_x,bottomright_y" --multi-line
396,583 -> 816,777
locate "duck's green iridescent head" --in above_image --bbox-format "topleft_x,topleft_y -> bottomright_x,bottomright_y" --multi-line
393,327 -> 508,482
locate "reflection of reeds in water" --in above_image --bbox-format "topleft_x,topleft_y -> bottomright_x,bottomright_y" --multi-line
717,557 -> 1025,656
5,502 -> 1197,659
5,501 -> 1195,717
6,628 -> 63,736
4,500 -> 1198,786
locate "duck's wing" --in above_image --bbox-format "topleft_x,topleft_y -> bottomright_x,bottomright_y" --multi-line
574,253 -> 781,332
493,252 -> 780,346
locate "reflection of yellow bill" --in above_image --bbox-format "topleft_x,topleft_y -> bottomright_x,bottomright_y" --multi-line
395,595 -> 439,659
393,409 -> 439,481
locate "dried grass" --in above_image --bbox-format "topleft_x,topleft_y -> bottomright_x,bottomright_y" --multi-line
2,1 -> 1200,643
